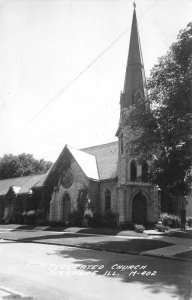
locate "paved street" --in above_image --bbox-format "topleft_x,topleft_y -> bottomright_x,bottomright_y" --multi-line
0,239 -> 191,300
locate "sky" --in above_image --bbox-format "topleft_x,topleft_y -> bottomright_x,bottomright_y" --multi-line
0,0 -> 191,162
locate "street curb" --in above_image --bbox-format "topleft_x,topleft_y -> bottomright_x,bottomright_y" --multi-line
139,252 -> 192,262
2,238 -> 192,263
1,225 -> 192,238
0,285 -> 33,300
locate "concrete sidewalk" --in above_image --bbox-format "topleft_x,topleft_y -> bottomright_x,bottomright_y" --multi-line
142,228 -> 192,260
140,234 -> 192,260
0,225 -> 191,262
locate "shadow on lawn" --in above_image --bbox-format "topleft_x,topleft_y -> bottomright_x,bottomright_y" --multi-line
16,234 -> 173,253
80,239 -> 173,252
49,246 -> 192,299
18,233 -> 92,241
166,230 -> 192,240
0,232 -> 94,243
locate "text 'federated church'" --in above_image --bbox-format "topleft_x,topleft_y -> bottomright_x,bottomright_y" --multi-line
0,6 -> 191,225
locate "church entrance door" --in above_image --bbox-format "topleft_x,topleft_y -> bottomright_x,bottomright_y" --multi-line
132,192 -> 147,224
62,194 -> 71,221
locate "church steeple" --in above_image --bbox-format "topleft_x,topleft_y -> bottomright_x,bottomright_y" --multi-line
121,4 -> 146,108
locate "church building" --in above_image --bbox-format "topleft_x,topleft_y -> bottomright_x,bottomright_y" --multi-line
44,6 -> 160,225
0,6 -> 160,225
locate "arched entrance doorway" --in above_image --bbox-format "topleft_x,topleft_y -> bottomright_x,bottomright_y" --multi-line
132,192 -> 147,224
62,193 -> 71,221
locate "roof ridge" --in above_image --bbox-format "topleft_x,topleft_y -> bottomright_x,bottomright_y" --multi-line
81,140 -> 118,151
67,145 -> 95,157
0,173 -> 45,181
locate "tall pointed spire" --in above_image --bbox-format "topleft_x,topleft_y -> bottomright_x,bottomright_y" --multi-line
122,5 -> 146,107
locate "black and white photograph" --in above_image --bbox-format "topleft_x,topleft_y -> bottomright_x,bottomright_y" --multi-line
0,0 -> 191,299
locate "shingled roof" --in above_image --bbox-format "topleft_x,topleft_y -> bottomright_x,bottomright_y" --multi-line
44,141 -> 118,185
82,141 -> 118,180
33,168 -> 52,188
68,146 -> 99,180
0,174 -> 45,196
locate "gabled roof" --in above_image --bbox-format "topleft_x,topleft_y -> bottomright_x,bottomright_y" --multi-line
0,141 -> 119,196
0,174 -> 44,196
82,141 -> 118,180
34,168 -> 52,188
12,186 -> 21,194
67,146 -> 99,180
44,141 -> 118,184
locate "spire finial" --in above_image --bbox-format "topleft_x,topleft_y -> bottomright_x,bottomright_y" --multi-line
133,2 -> 136,9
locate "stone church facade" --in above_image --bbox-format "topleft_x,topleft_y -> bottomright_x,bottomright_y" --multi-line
0,7 -> 160,225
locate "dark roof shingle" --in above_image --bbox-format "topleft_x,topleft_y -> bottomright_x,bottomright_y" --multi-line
82,141 -> 118,180
0,174 -> 45,196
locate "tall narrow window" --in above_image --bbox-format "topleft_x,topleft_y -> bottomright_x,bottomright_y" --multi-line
105,189 -> 111,210
142,160 -> 148,182
130,159 -> 137,181
120,137 -> 123,155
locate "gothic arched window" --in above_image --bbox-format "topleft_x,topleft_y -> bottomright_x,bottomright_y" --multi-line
105,189 -> 111,210
142,160 -> 148,182
130,159 -> 137,181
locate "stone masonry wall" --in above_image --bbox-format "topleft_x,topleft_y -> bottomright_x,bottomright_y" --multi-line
126,185 -> 158,222
49,158 -> 89,221
117,183 -> 159,223
100,181 -> 118,214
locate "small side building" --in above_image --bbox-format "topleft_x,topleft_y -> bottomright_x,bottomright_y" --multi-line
0,174 -> 46,223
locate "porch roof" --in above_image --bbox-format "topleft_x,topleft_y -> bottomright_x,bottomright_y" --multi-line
0,174 -> 44,196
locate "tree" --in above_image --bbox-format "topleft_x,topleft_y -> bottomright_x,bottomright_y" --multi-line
0,153 -> 53,179
122,22 -> 192,201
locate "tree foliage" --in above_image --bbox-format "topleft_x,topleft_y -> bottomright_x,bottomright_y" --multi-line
0,153 -> 53,179
123,22 -> 192,196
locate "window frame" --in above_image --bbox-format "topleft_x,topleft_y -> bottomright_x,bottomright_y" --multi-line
104,188 -> 111,210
